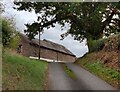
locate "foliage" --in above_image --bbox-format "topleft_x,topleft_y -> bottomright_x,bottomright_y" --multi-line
103,33 -> 120,51
0,2 -> 4,13
87,38 -> 107,52
13,2 -> 120,41
2,18 -> 13,47
2,49 -> 48,90
0,17 -> 2,43
2,17 -> 20,48
85,61 -> 120,82
9,32 -> 21,49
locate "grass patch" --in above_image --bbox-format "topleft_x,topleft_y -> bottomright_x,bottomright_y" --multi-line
2,49 -> 48,90
0,39 -> 1,56
85,61 -> 120,88
76,56 -> 120,89
0,44 -> 2,90
61,63 -> 77,80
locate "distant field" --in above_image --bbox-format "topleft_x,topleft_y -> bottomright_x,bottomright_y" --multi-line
2,49 -> 48,90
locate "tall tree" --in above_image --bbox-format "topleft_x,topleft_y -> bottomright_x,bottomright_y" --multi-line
14,2 -> 120,39
13,2 -> 120,54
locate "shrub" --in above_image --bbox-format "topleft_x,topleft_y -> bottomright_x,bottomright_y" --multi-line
88,38 -> 106,52
2,17 -> 20,49
2,19 -> 12,46
9,32 -> 21,49
0,18 -> 2,43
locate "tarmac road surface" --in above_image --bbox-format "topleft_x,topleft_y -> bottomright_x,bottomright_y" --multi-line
48,62 -> 118,91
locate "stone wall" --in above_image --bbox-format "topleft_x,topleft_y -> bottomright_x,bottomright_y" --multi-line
40,47 -> 76,62
58,52 -> 76,62
20,38 -> 76,62
19,37 -> 31,57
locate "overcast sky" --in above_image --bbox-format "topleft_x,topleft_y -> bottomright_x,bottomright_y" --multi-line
2,0 -> 89,57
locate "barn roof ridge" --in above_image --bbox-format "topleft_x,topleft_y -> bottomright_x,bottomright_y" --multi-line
43,39 -> 67,49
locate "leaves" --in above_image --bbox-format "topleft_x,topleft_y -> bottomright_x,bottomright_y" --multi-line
13,2 -> 120,41
2,18 -> 14,46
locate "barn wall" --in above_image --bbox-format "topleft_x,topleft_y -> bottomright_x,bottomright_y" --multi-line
19,37 -> 38,57
20,37 -> 76,62
40,47 -> 76,62
40,47 -> 57,60
20,38 -> 31,57
57,52 -> 76,62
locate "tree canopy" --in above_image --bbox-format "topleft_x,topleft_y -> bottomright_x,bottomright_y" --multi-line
13,2 -> 120,42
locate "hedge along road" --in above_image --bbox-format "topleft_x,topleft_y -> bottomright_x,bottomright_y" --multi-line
48,62 -> 118,91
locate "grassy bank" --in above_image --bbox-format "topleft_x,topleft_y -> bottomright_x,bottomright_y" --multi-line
61,63 -> 77,80
0,44 -> 2,91
76,54 -> 120,89
2,49 -> 48,90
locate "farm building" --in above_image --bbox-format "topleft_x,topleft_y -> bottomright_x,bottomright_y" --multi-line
18,34 -> 76,63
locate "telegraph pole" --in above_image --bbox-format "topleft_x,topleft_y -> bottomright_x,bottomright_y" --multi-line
38,30 -> 40,59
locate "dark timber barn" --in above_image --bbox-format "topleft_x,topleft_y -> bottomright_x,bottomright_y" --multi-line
18,34 -> 76,62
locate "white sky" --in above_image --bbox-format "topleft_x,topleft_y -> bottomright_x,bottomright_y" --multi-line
2,0 -> 89,57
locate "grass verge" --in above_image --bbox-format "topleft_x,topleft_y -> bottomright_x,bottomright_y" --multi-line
61,63 -> 77,80
2,49 -> 48,90
76,55 -> 120,89
0,44 -> 2,91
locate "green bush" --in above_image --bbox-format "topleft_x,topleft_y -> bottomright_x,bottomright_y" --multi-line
88,38 -> 106,52
0,18 -> 2,43
2,17 -> 20,49
2,18 -> 14,47
9,32 -> 21,49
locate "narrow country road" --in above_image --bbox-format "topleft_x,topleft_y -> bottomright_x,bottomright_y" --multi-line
48,62 -> 118,91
